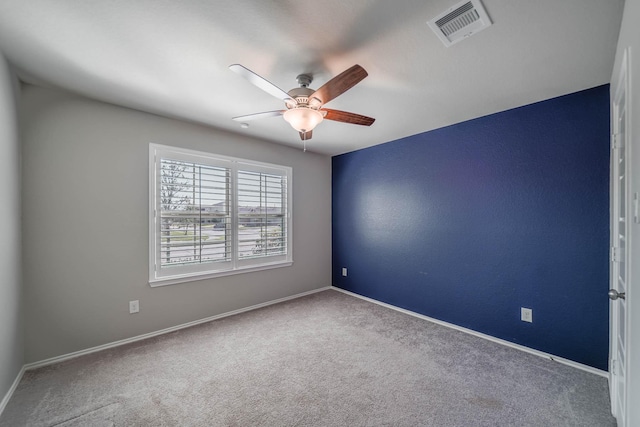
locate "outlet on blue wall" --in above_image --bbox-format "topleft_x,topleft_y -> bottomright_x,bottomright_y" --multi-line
332,85 -> 610,370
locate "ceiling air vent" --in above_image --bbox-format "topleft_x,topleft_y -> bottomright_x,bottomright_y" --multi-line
427,0 -> 492,47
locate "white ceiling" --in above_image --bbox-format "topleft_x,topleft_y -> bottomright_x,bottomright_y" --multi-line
0,0 -> 625,155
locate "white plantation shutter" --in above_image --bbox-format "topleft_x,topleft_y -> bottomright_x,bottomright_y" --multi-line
150,144 -> 292,285
159,159 -> 231,268
237,170 -> 288,260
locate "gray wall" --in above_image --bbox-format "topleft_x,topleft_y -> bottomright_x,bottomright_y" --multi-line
21,84 -> 331,363
611,0 -> 640,423
0,54 -> 22,402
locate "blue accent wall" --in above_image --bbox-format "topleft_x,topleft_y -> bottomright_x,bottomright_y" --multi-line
332,85 -> 610,370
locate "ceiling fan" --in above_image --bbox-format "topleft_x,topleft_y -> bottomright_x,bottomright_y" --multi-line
229,64 -> 375,141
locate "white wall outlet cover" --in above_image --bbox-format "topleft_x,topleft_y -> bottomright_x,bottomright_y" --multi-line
342,268 -> 347,277
129,300 -> 140,314
521,307 -> 533,323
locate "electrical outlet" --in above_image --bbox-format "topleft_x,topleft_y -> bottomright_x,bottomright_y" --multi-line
129,300 -> 139,314
342,267 -> 347,277
521,307 -> 532,323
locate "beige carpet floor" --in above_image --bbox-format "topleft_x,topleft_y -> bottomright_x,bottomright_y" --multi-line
0,289 -> 616,426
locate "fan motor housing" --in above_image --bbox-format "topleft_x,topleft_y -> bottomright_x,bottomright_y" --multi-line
287,87 -> 315,108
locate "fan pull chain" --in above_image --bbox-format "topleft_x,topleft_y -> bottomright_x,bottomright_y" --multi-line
303,140 -> 307,152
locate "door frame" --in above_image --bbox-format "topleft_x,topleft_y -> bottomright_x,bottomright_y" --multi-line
610,46 -> 631,427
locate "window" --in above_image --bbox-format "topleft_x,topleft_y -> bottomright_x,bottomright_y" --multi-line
149,144 -> 292,285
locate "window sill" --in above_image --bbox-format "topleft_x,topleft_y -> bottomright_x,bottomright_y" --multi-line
149,260 -> 293,287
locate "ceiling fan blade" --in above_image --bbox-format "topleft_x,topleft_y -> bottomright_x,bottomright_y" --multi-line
309,65 -> 368,106
232,110 -> 285,121
322,109 -> 375,126
229,64 -> 295,104
299,130 -> 313,141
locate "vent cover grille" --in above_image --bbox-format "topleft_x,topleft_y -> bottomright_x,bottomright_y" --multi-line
427,0 -> 492,47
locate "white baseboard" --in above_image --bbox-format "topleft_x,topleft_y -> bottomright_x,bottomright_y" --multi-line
0,365 -> 25,417
25,286 -> 332,371
331,286 -> 608,378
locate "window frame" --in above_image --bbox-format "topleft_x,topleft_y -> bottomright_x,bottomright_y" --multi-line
149,144 -> 292,286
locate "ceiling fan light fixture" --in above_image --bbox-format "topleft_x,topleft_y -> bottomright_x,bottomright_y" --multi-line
283,107 -> 324,133
230,64 -> 374,141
